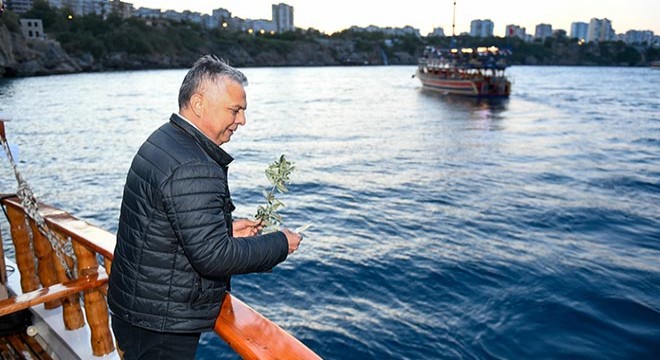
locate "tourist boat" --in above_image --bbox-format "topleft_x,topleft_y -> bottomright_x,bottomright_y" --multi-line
414,0 -> 511,97
415,45 -> 512,97
0,120 -> 321,359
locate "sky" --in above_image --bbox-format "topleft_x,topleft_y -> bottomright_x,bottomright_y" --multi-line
127,0 -> 659,37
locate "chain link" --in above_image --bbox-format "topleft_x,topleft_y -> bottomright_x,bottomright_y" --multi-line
1,138 -> 76,279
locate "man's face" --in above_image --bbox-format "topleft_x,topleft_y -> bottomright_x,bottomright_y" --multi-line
199,78 -> 247,145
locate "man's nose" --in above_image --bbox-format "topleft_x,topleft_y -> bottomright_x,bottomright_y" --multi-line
237,111 -> 247,125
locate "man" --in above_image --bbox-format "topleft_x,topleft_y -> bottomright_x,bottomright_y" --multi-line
107,55 -> 302,359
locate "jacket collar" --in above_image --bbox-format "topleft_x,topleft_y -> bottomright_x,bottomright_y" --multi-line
169,113 -> 234,167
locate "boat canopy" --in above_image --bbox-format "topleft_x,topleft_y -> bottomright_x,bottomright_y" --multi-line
421,45 -> 512,70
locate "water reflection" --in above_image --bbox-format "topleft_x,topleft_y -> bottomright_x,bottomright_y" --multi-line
0,78 -> 14,100
417,90 -> 510,132
420,89 -> 510,112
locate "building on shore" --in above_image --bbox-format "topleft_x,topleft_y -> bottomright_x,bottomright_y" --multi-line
534,23 -> 553,41
587,18 -> 615,42
570,22 -> 588,41
622,30 -> 655,45
272,3 -> 293,33
180,10 -> 202,24
5,0 -> 33,13
428,27 -> 445,37
349,25 -> 421,38
212,8 -> 232,29
39,0 -> 129,17
134,6 -> 160,19
505,24 -> 527,40
247,18 -> 277,34
19,18 -> 44,39
131,2 -> 293,34
470,19 -> 494,38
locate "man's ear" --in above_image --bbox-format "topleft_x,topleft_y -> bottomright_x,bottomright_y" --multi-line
190,93 -> 204,117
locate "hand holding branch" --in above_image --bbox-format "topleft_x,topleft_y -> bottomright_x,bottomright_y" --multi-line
232,218 -> 263,237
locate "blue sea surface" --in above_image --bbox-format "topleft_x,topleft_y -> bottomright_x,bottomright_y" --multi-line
0,65 -> 659,359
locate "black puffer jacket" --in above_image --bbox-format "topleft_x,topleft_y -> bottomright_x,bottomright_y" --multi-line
108,114 -> 288,333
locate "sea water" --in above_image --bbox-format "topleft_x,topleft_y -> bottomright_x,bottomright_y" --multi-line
0,65 -> 658,359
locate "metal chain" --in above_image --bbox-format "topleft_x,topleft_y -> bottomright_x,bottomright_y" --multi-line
1,138 -> 76,279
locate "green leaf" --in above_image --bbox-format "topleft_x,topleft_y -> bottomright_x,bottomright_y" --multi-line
255,154 -> 296,232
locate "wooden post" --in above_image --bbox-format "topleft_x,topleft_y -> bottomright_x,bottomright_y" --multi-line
29,220 -> 61,309
99,258 -> 112,296
6,206 -> 38,293
72,241 -> 114,356
103,258 -> 112,276
0,228 -> 6,286
51,234 -> 85,330
0,229 -> 7,301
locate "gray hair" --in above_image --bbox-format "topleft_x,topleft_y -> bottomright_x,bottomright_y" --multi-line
178,55 -> 248,109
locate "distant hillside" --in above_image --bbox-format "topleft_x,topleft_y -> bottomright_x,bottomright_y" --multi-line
1,1 -> 658,77
424,35 -> 659,66
0,9 -> 80,76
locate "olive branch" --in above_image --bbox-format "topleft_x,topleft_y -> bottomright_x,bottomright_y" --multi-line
255,154 -> 295,233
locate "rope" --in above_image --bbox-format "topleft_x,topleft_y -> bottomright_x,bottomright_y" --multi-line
1,137 -> 77,279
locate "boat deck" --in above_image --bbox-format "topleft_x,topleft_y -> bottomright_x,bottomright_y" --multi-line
0,332 -> 53,360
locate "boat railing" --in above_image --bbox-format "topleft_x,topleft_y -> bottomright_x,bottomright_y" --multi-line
0,125 -> 321,359
0,195 -> 322,359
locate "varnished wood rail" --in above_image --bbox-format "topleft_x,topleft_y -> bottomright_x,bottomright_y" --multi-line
0,273 -> 107,317
0,195 -> 321,359
216,295 -> 322,360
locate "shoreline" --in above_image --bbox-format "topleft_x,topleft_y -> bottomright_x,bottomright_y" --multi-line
2,17 -> 657,78
1,62 -> 656,80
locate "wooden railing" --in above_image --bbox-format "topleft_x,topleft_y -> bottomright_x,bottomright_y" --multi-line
0,196 -> 321,359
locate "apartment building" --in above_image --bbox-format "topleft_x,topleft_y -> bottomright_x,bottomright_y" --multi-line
470,19 -> 494,37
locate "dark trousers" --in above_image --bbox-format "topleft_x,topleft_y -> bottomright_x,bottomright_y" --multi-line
112,315 -> 201,360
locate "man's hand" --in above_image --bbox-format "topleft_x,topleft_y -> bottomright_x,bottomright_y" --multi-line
232,218 -> 263,237
281,228 -> 303,254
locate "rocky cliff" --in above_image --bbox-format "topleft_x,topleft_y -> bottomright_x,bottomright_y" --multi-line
0,24 -> 81,76
64,40 -> 410,71
0,18 -> 417,78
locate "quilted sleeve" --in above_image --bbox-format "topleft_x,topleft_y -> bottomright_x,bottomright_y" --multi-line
162,162 -> 288,277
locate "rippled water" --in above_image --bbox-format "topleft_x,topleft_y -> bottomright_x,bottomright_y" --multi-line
0,66 -> 659,359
